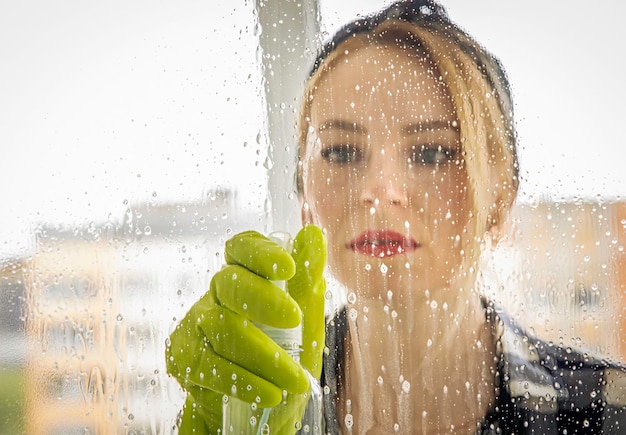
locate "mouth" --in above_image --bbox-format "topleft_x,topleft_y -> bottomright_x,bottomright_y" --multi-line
349,230 -> 419,257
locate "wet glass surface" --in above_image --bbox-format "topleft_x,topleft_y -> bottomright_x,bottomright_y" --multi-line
1,1 -> 624,433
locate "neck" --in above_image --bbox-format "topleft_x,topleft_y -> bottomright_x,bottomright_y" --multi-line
340,285 -> 496,434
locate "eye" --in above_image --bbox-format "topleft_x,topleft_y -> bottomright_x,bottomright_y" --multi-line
409,144 -> 456,167
321,145 -> 362,165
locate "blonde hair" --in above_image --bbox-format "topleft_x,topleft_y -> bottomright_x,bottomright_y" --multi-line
298,18 -> 518,248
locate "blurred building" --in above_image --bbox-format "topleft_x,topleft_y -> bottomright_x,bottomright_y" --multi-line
484,200 -> 626,361
22,189 -> 261,434
610,202 -> 626,359
0,257 -> 27,365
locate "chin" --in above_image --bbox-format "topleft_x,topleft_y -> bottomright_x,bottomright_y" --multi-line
332,255 -> 427,299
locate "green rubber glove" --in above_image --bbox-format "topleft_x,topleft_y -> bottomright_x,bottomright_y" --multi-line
165,225 -> 327,434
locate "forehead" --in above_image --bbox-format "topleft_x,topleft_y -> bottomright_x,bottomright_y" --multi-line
310,41 -> 456,123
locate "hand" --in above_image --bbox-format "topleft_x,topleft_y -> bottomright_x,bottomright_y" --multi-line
165,225 -> 327,434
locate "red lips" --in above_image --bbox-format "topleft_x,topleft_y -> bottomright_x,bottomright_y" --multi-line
349,230 -> 419,257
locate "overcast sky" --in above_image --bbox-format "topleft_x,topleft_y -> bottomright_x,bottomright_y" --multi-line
1,0 -> 625,258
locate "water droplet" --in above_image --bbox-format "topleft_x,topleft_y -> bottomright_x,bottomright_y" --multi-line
426,339 -> 433,347
116,314 -> 123,322
344,414 -> 354,429
347,292 -> 357,304
430,300 -> 438,309
349,308 -> 358,320
377,376 -> 384,385
401,380 -> 411,393
380,264 -> 388,274
128,413 -> 134,421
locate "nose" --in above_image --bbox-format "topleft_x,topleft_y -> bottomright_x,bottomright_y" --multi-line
360,151 -> 407,207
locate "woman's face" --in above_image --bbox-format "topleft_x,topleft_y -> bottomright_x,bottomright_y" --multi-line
302,42 -> 470,299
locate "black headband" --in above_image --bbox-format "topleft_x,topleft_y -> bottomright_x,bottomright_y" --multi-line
310,0 -> 449,76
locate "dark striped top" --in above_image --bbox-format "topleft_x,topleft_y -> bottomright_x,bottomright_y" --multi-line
321,300 -> 626,434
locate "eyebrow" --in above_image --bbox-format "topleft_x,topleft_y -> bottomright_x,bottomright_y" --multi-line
317,119 -> 460,135
318,119 -> 367,135
403,120 -> 460,134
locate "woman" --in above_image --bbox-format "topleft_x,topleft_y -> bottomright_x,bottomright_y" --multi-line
166,1 -> 626,433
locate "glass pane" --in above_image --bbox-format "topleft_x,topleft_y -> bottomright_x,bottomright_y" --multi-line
2,0 -> 625,434
313,0 -> 626,432
1,1 -> 272,433
317,0 -> 626,358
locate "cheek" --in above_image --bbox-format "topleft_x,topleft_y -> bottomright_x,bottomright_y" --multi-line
305,163 -> 357,219
413,171 -> 470,233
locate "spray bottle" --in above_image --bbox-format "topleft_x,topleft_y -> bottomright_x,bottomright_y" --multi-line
222,232 -> 323,434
